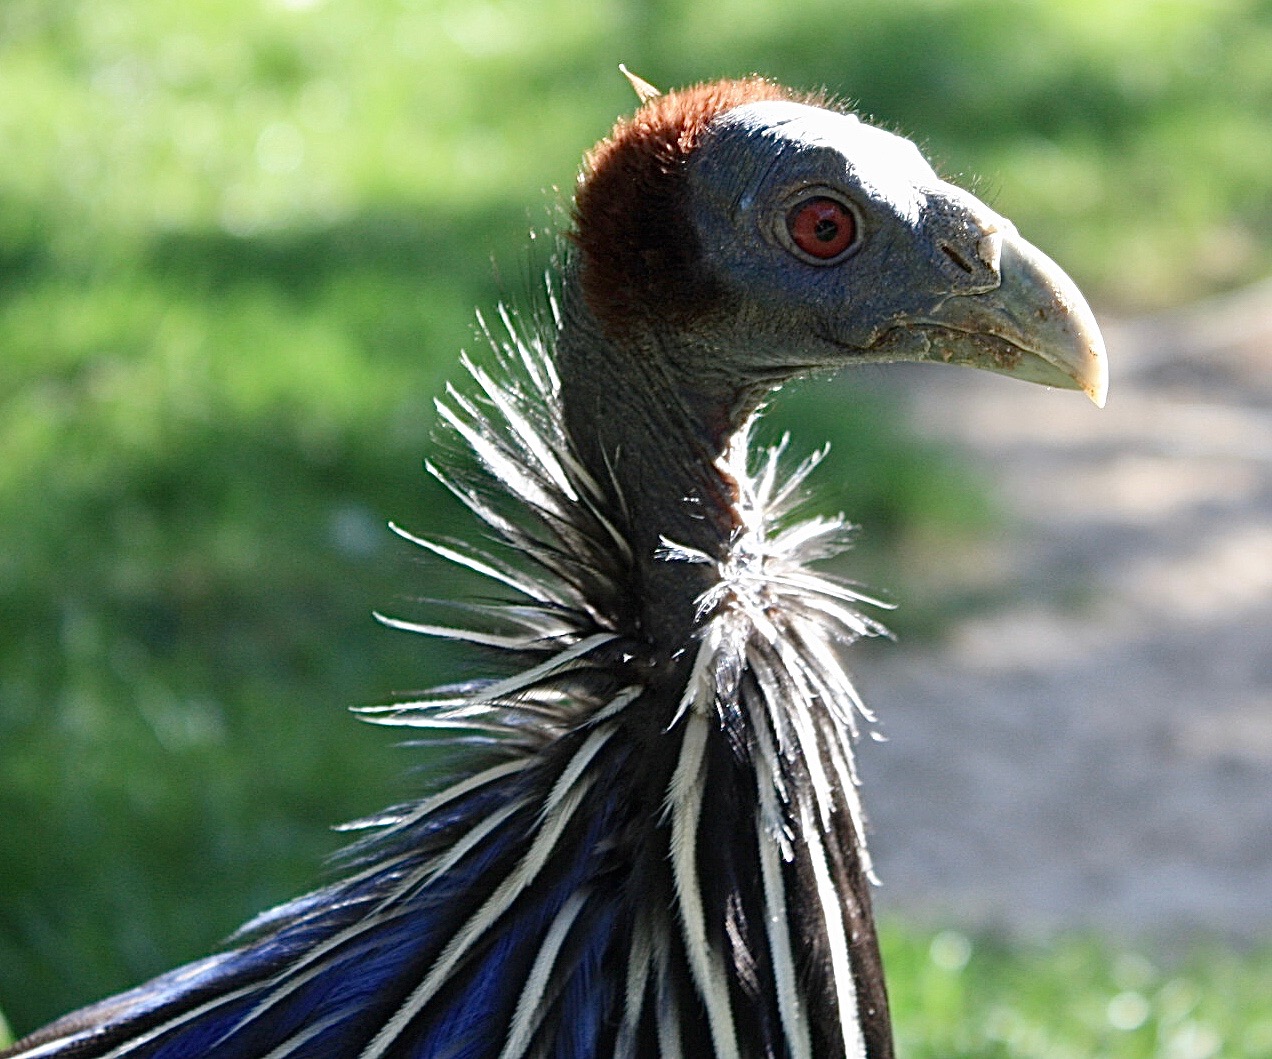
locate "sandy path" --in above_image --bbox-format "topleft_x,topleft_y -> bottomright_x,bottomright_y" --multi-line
852,284 -> 1272,935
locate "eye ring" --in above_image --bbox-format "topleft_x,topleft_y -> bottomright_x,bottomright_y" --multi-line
777,190 -> 862,265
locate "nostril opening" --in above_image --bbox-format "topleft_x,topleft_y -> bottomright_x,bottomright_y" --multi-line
941,243 -> 975,275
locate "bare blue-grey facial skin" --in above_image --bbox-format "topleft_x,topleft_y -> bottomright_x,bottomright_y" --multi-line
687,101 -> 1107,403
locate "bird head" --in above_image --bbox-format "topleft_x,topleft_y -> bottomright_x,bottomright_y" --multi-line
572,78 -> 1107,420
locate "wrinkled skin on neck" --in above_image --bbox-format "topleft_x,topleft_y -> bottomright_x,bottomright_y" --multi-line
556,264 -> 756,653
561,97 -> 1104,661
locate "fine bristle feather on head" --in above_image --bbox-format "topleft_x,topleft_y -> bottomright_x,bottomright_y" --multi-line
572,77 -> 829,333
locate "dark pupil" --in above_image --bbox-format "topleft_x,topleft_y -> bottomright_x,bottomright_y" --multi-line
813,217 -> 839,243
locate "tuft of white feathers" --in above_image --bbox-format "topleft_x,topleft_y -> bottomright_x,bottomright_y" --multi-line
357,278 -> 891,1059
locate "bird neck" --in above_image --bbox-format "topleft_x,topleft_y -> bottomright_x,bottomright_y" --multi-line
555,269 -> 766,651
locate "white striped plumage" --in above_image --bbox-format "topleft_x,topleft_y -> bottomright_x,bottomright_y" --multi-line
353,282 -> 892,1056
4,272 -> 889,1059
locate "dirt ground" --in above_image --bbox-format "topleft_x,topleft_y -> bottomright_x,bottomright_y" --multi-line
852,283 -> 1272,938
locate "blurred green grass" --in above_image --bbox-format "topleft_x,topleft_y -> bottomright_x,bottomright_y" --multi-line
881,926 -> 1272,1058
2,0 -> 1272,1044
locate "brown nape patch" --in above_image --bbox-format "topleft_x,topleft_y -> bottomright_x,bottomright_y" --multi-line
572,76 -> 829,335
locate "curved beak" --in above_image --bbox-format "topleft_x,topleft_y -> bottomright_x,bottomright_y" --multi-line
917,230 -> 1109,407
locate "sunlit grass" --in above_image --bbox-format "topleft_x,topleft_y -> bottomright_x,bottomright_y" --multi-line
882,925 -> 1272,1058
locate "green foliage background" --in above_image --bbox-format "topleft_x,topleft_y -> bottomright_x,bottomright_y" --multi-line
3,0 -> 1272,1049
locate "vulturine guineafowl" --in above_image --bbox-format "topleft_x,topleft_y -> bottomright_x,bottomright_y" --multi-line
4,75 -> 1106,1059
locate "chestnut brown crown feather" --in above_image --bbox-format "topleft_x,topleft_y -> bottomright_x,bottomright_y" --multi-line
572,76 -> 830,333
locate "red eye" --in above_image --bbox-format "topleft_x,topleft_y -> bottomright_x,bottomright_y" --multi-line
786,197 -> 857,260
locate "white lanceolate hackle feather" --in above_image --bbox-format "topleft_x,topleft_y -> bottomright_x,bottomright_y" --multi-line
360,284 -> 890,1058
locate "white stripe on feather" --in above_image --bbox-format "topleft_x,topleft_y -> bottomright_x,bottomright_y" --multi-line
798,800 -> 866,1059
588,684 -> 642,725
669,628 -> 720,729
360,799 -> 526,921
435,392 -> 559,517
387,522 -> 549,602
614,918 -> 653,1059
372,612 -> 539,651
257,1011 -> 345,1059
540,723 -> 614,820
374,756 -> 530,838
816,712 -> 874,879
465,359 -> 580,504
477,631 -> 616,703
498,889 -> 588,1059
356,715 -> 512,733
651,919 -> 685,1059
772,638 -> 842,831
96,976 -> 260,1059
236,799 -> 529,1029
93,756 -> 528,1056
751,720 -> 812,1059
425,461 -> 523,541
667,710 -> 739,1059
360,776 -> 594,1059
